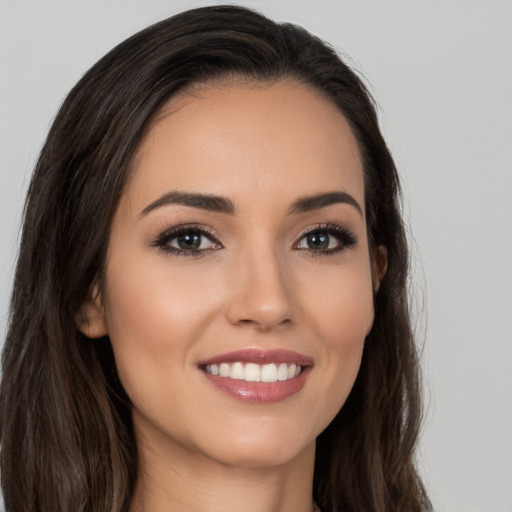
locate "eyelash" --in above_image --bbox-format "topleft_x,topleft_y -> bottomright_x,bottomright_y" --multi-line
293,223 -> 357,256
151,223 -> 357,257
151,224 -> 222,257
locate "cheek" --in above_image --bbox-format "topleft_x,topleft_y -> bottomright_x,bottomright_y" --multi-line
299,261 -> 374,426
300,254 -> 374,343
101,256 -> 223,399
319,285 -> 372,384
105,254 -> 220,341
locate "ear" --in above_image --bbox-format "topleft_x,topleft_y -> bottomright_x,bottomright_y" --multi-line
373,245 -> 388,294
76,285 -> 108,338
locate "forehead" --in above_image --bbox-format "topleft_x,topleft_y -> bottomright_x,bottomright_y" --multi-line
127,80 -> 364,213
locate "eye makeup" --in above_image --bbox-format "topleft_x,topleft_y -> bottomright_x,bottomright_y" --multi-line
151,223 -> 222,257
293,223 -> 357,256
150,220 -> 357,259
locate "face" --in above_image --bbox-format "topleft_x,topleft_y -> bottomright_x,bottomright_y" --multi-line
85,81 -> 375,469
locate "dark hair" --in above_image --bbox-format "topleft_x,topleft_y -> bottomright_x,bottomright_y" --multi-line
1,5 -> 430,512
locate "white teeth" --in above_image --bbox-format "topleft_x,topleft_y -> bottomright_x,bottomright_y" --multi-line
219,363 -> 230,377
205,361 -> 302,382
229,362 -> 245,380
277,363 -> 289,381
261,363 -> 277,382
244,363 -> 261,381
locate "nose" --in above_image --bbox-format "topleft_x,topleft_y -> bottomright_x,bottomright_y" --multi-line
225,248 -> 294,331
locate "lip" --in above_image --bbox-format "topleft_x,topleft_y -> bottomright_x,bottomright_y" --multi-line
198,349 -> 313,403
197,348 -> 313,367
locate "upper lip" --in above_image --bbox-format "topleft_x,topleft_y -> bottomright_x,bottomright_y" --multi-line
197,348 -> 313,367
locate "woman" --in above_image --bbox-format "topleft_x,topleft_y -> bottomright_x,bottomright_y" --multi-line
1,5 -> 431,512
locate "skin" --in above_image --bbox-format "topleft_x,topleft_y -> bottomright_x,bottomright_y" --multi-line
82,80 -> 379,512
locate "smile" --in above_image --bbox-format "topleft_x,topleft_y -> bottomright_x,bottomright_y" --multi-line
198,349 -> 313,403
205,362 -> 302,382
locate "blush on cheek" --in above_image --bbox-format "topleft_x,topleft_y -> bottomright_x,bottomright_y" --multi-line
317,293 -> 374,345
313,297 -> 372,420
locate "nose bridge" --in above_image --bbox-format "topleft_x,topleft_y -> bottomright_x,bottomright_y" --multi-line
226,238 -> 293,330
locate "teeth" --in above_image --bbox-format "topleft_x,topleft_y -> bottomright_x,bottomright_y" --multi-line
277,363 -> 289,381
229,362 -> 244,380
244,363 -> 260,382
261,363 -> 277,382
219,363 -> 230,377
205,362 -> 302,382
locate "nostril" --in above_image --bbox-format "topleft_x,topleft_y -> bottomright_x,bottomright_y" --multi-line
224,265 -> 294,329
235,316 -> 292,331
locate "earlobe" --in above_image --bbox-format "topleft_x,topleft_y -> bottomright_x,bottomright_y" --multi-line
76,285 -> 108,338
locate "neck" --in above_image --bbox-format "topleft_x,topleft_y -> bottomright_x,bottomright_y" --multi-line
129,430 -> 316,512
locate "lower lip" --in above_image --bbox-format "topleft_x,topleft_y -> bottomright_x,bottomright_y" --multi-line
202,368 -> 311,403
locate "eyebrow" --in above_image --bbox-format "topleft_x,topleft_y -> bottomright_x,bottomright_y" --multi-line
140,190 -> 362,218
288,191 -> 363,216
140,191 -> 235,217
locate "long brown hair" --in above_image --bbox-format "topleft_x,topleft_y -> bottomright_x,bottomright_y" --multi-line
1,6 -> 431,511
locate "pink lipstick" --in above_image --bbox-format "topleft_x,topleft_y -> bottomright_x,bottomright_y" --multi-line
198,349 -> 313,403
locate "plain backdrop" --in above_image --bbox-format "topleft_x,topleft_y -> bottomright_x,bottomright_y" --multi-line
1,1 -> 511,510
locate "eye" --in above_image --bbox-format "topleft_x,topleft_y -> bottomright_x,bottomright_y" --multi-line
169,232 -> 213,251
294,224 -> 357,254
152,225 -> 222,256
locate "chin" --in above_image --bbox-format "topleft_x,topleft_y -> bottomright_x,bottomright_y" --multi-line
193,417 -> 317,469
209,439 -> 314,469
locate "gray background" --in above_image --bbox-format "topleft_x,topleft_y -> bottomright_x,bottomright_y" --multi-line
1,1 -> 511,510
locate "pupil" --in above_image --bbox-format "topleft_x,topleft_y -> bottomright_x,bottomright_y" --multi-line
177,233 -> 201,250
307,232 -> 329,250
